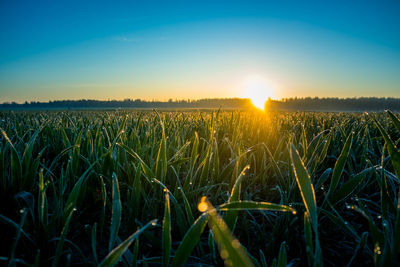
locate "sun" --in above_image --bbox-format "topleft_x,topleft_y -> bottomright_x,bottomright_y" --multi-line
248,87 -> 268,110
243,77 -> 273,110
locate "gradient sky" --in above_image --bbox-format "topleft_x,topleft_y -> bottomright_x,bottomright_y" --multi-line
1,0 -> 399,102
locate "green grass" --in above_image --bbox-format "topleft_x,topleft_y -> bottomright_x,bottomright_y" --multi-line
0,110 -> 399,266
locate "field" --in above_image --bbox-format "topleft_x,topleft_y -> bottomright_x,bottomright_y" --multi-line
0,110 -> 399,266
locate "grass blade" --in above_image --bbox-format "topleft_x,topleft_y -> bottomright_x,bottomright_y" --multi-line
1,128 -> 22,188
53,207 -> 75,267
332,167 -> 375,204
100,219 -> 157,267
218,201 -> 295,213
277,241 -> 287,267
8,209 -> 27,267
372,115 -> 400,180
225,165 -> 250,230
290,144 -> 318,231
155,110 -> 168,183
386,110 -> 400,134
198,197 -> 254,267
327,132 -> 353,196
62,160 -> 97,222
304,211 -> 314,267
163,190 -> 172,267
172,213 -> 209,267
117,143 -> 155,182
108,173 -> 121,252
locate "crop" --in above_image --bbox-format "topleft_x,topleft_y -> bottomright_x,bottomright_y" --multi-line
0,110 -> 399,266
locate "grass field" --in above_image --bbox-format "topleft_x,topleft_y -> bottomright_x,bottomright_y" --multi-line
0,110 -> 399,266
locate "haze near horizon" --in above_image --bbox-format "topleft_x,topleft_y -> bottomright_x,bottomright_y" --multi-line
0,0 -> 399,103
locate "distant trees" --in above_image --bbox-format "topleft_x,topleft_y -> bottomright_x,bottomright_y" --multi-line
0,98 -> 252,110
1,97 -> 400,111
266,97 -> 400,112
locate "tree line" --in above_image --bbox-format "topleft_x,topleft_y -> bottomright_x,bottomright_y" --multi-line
266,97 -> 400,111
1,97 -> 400,111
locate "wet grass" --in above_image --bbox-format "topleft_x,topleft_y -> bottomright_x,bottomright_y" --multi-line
0,110 -> 399,266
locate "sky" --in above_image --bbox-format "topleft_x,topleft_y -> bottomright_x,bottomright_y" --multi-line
0,0 -> 399,103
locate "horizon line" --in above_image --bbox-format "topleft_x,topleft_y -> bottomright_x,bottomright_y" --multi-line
2,96 -> 400,105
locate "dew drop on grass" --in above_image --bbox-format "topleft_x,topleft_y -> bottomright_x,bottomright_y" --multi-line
231,239 -> 241,248
197,196 -> 208,212
374,245 -> 381,255
225,259 -> 233,267
220,249 -> 229,259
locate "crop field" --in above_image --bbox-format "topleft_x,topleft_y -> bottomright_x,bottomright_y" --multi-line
0,110 -> 399,266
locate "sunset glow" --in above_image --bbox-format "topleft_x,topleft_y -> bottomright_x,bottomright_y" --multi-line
1,1 -> 399,102
244,77 -> 273,110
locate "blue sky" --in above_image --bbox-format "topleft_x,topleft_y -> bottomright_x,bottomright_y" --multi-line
0,0 -> 399,102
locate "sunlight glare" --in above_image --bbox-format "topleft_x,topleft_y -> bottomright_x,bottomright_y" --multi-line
243,76 -> 274,110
